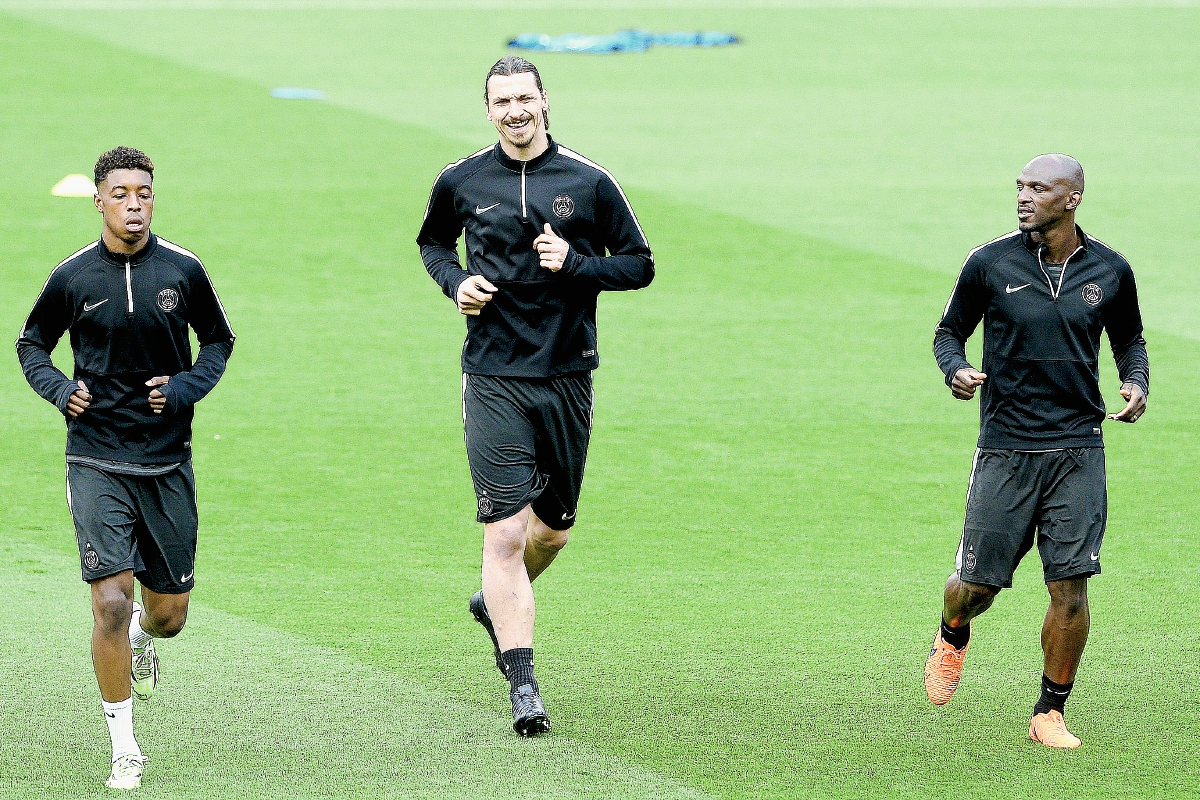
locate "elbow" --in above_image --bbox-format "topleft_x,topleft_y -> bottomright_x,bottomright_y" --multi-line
636,258 -> 655,288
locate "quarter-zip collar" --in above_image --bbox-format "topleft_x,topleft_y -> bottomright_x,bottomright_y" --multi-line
492,136 -> 558,173
1023,225 -> 1087,300
98,232 -> 157,266
1020,225 -> 1090,255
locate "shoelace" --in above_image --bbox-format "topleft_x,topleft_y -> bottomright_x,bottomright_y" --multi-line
113,754 -> 148,774
132,646 -> 157,680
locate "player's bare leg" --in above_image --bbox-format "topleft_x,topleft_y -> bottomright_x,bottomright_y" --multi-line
926,573 -> 1000,705
1042,578 -> 1089,683
90,571 -> 148,787
138,586 -> 190,639
1030,577 -> 1089,748
483,506 -> 536,651
480,504 -> 554,735
91,572 -> 136,702
524,511 -> 568,582
942,573 -> 999,627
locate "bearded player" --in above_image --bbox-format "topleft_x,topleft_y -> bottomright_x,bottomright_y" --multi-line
16,147 -> 235,788
417,57 -> 653,735
925,154 -> 1148,748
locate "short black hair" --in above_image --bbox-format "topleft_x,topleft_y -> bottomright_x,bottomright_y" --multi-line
94,146 -> 154,187
484,56 -> 549,130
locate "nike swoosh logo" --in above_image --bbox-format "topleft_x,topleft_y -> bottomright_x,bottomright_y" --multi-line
1005,283 -> 1031,294
83,299 -> 109,312
475,202 -> 501,215
105,712 -> 115,719
180,571 -> 194,582
1089,552 -> 1099,561
562,511 -> 576,521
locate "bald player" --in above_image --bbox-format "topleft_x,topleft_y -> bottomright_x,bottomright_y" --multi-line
924,154 -> 1149,748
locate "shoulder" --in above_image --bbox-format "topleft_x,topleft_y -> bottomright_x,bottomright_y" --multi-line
555,145 -> 618,186
1084,234 -> 1134,280
154,236 -> 204,271
46,241 -> 100,292
965,231 -> 1023,270
432,146 -> 493,191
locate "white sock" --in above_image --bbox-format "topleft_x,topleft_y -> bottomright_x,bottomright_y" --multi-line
129,603 -> 152,650
102,698 -> 141,761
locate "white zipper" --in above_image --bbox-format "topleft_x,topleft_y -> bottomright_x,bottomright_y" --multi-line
1036,244 -> 1083,300
125,258 -> 134,313
520,161 -> 527,219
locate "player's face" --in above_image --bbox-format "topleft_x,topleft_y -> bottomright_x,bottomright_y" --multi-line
1016,166 -> 1079,233
95,169 -> 154,244
486,73 -> 547,150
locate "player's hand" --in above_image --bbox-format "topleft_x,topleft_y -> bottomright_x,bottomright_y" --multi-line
1108,382 -> 1147,423
66,380 -> 91,418
951,368 -> 987,401
146,376 -> 170,414
456,275 -> 498,316
533,223 -> 569,272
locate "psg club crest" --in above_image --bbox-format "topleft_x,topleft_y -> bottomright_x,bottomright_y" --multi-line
551,194 -> 575,219
157,288 -> 180,312
478,496 -> 493,516
83,545 -> 100,570
964,550 -> 977,572
1081,283 -> 1103,307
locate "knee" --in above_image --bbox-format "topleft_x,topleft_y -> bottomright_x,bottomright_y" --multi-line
956,577 -> 1000,608
93,591 -> 133,636
529,524 -> 569,553
149,606 -> 188,638
1048,582 -> 1088,617
484,519 -> 527,562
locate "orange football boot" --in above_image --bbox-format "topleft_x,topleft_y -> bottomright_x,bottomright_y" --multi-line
1029,710 -> 1082,749
924,629 -> 969,705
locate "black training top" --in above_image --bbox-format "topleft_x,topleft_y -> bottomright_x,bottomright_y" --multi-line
934,228 -> 1149,450
16,233 -> 236,465
417,137 -> 654,377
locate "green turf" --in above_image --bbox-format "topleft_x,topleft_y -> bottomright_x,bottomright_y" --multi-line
1,5 -> 1198,799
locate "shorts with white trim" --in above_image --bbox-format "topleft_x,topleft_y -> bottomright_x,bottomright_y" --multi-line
66,461 -> 198,593
463,372 -> 592,529
956,447 -> 1106,588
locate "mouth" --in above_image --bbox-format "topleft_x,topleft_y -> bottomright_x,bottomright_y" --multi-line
504,116 -> 534,137
125,217 -> 145,232
1017,208 -> 1034,220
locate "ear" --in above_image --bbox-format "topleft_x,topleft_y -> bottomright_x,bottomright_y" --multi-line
93,191 -> 102,212
1066,190 -> 1082,210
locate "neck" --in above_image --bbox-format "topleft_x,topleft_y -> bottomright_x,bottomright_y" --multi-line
499,130 -> 550,162
102,227 -> 149,256
1031,217 -> 1080,263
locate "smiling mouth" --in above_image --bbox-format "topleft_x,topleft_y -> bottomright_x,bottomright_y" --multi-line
504,117 -> 533,135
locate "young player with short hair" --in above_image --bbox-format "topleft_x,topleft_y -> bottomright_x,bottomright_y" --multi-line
16,146 -> 235,788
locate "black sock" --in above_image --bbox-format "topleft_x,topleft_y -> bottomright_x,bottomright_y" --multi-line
940,617 -> 970,650
501,647 -> 537,693
1033,675 -> 1073,716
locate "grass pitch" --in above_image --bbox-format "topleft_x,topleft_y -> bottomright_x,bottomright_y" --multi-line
1,4 -> 1198,799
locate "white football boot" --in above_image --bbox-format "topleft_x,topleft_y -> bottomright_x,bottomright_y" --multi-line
130,602 -> 159,701
105,754 -> 148,790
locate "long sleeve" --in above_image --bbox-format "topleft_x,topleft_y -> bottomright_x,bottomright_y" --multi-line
1103,263 -> 1149,395
417,175 -> 471,300
161,260 -> 236,414
562,174 -> 654,291
933,255 -> 988,385
15,269 -> 78,413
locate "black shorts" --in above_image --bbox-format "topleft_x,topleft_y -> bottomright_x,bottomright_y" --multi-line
66,461 -> 198,594
462,372 -> 593,529
955,447 -> 1106,588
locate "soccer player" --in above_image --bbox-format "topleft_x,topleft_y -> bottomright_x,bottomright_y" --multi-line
417,57 -> 653,735
16,147 -> 235,788
925,154 -> 1148,748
